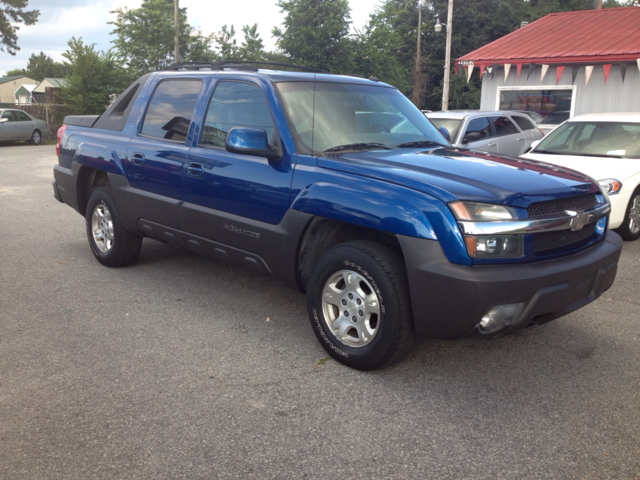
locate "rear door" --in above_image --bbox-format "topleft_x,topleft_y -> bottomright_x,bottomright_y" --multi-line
460,116 -> 499,153
124,78 -> 204,231
491,115 -> 525,157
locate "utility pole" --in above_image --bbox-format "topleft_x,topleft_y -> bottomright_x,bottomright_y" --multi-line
411,1 -> 426,108
442,0 -> 453,111
174,0 -> 179,63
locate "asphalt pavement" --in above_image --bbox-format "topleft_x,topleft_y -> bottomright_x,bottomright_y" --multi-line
1,144 -> 639,479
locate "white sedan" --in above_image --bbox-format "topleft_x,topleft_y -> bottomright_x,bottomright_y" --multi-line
521,113 -> 640,240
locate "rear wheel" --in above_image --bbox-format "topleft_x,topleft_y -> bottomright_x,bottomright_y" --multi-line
86,187 -> 142,267
306,241 -> 414,370
615,188 -> 640,241
29,130 -> 42,145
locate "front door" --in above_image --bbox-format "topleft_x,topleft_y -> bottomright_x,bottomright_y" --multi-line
182,80 -> 294,249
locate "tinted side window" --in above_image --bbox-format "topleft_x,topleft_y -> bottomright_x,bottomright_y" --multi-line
465,117 -> 492,141
512,115 -> 535,131
140,79 -> 202,143
15,111 -> 31,121
200,81 -> 274,148
491,116 -> 518,136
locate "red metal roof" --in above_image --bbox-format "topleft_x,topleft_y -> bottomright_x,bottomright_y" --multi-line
456,7 -> 640,67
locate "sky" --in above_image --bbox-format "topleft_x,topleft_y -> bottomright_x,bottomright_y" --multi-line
1,0 -> 385,77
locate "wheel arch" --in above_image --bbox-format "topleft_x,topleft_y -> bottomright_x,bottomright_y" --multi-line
76,167 -> 110,218
295,216 -> 404,292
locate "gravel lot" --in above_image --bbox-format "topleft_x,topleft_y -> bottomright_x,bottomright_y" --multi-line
1,144 -> 639,479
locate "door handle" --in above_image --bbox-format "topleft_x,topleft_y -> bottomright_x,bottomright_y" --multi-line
487,143 -> 496,147
187,162 -> 204,177
517,137 -> 524,141
131,152 -> 145,166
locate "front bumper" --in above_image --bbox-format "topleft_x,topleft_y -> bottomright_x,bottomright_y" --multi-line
398,231 -> 622,339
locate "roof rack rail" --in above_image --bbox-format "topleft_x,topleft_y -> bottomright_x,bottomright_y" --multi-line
162,60 -> 329,74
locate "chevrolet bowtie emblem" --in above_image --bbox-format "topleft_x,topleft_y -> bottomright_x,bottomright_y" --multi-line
565,210 -> 592,231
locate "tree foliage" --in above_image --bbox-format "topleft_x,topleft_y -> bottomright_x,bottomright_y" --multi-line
0,0 -> 39,55
109,0 -> 213,79
272,0 -> 353,72
60,37 -> 127,115
6,51 -> 68,81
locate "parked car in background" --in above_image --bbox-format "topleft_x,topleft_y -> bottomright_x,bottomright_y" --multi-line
521,113 -> 640,240
0,108 -> 49,145
425,110 -> 544,157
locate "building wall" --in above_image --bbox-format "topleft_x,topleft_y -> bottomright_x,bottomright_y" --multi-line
480,64 -> 640,116
0,77 -> 38,103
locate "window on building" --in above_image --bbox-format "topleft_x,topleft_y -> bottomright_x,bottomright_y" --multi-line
498,88 -> 574,125
140,79 -> 202,143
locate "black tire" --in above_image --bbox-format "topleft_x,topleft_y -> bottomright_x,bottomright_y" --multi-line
306,241 -> 414,370
614,187 -> 640,241
29,130 -> 42,145
85,187 -> 142,267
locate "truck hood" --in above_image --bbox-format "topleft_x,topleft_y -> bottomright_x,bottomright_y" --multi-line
317,147 -> 599,208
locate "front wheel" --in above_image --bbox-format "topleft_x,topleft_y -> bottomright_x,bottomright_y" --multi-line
615,188 -> 640,241
85,187 -> 142,267
306,241 -> 414,370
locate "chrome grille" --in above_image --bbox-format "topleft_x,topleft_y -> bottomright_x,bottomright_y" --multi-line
527,194 -> 598,220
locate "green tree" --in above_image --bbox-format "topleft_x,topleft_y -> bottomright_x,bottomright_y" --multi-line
22,51 -> 68,80
272,0 -> 354,72
0,0 -> 39,55
109,0 -> 213,78
211,25 -> 238,59
239,24 -> 266,61
60,37 -> 127,115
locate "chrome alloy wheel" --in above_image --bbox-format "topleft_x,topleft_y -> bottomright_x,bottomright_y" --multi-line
628,194 -> 640,235
91,201 -> 114,252
32,131 -> 41,144
321,269 -> 381,348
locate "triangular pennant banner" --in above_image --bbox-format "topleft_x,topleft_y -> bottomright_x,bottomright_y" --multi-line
571,66 -> 579,84
585,66 -> 594,85
466,65 -> 474,83
637,58 -> 640,73
540,64 -> 549,81
603,64 -> 611,84
491,62 -> 498,79
526,63 -> 535,80
516,63 -> 522,78
620,62 -> 627,83
479,64 -> 486,78
556,65 -> 564,85
504,63 -> 511,81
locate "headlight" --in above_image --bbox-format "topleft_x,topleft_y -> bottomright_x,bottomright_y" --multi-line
450,201 -> 523,259
449,201 -> 518,221
598,178 -> 622,195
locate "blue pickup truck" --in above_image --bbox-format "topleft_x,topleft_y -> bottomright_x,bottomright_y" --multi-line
53,62 -> 622,370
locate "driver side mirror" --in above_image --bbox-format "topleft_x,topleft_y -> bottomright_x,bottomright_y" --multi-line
462,131 -> 483,144
225,127 -> 282,160
437,126 -> 451,142
0,118 -> 8,123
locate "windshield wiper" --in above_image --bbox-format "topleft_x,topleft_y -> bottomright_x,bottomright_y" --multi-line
324,143 -> 392,152
395,140 -> 446,148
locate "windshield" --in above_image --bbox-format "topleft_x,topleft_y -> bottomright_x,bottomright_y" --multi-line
275,81 -> 449,154
427,118 -> 462,143
533,121 -> 640,159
